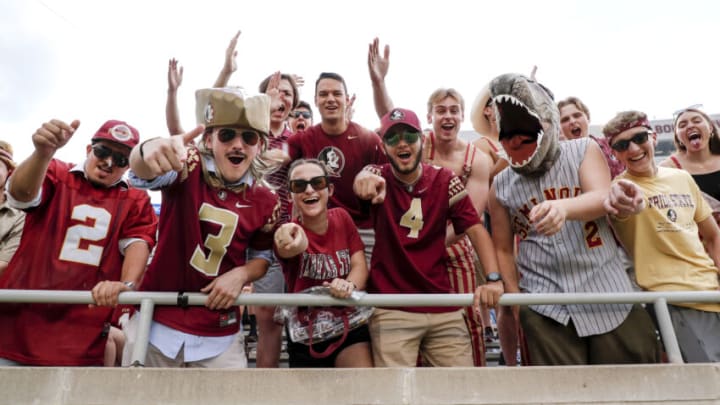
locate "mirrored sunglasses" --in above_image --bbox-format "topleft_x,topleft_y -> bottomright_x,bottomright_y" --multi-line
611,130 -> 650,152
217,128 -> 260,146
383,131 -> 421,146
288,175 -> 329,193
92,144 -> 129,168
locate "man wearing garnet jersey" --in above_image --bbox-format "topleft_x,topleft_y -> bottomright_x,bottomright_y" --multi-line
353,108 -> 503,367
287,72 -> 386,264
128,85 -> 280,368
0,119 -> 157,366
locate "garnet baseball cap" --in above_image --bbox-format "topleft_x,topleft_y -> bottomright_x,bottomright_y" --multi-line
378,108 -> 423,138
91,120 -> 140,149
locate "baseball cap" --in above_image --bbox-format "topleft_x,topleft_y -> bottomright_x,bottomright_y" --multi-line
91,120 -> 140,149
0,140 -> 16,170
195,87 -> 271,135
378,108 -> 423,138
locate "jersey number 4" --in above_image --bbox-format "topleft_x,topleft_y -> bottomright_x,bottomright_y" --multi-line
400,198 -> 424,238
59,204 -> 111,266
191,203 -> 239,277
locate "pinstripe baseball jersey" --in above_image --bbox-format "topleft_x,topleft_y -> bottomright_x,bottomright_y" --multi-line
494,138 -> 633,337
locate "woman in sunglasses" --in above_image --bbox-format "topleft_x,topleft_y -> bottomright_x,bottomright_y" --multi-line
274,159 -> 372,368
659,107 -> 720,223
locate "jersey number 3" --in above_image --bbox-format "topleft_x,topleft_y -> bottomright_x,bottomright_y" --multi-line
400,198 -> 424,239
59,204 -> 111,266
191,203 -> 239,277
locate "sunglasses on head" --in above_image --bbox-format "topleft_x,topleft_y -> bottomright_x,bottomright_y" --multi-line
92,144 -> 129,168
288,175 -> 329,193
289,111 -> 312,119
673,104 -> 704,122
217,128 -> 260,146
383,130 -> 421,147
611,130 -> 650,152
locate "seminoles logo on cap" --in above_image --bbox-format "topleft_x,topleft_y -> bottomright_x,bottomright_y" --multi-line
109,124 -> 133,142
204,103 -> 215,124
389,109 -> 405,121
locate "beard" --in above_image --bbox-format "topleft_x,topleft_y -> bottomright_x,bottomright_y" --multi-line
388,148 -> 423,176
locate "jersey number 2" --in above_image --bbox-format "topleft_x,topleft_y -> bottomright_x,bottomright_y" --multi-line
59,204 -> 111,266
400,198 -> 424,238
190,203 -> 239,277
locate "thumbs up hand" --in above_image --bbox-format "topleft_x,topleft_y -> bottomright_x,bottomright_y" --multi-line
132,125 -> 205,178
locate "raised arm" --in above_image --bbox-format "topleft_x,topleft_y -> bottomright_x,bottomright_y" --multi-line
529,141 -> 611,235
213,30 -> 241,88
129,126 -> 204,180
165,58 -> 185,135
367,37 -> 394,119
10,119 -> 80,203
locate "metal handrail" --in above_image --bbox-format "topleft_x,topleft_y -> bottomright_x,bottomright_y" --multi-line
2,289 -> 717,365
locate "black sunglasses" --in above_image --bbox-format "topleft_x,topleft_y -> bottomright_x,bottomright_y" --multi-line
217,128 -> 260,146
289,111 -> 312,119
611,130 -> 650,152
92,145 -> 129,168
288,176 -> 329,193
383,131 -> 421,146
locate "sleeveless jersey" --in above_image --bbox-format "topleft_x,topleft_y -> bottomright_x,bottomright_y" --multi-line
494,138 -> 633,337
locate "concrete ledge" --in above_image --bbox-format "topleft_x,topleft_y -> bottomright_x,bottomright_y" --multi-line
0,364 -> 718,404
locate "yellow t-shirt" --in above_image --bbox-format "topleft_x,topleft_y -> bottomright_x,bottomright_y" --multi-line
612,167 -> 720,312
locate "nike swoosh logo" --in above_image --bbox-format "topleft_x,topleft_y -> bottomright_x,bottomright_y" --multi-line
236,203 -> 252,208
347,135 -> 359,139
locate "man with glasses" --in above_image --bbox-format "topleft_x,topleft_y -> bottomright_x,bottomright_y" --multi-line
353,108 -> 502,367
126,87 -> 280,368
288,101 -> 313,133
604,110 -> 720,362
0,120 -> 158,366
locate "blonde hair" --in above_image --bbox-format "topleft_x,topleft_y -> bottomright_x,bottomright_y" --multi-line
197,128 -> 277,186
426,88 -> 465,115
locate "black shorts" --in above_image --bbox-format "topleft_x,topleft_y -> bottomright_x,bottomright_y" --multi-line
287,324 -> 371,368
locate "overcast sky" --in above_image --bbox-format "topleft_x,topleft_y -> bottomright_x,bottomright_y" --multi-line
2,0 -> 718,165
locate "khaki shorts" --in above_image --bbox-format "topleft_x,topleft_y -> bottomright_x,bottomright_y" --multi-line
369,308 -> 472,367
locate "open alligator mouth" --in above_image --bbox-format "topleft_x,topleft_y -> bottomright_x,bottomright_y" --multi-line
495,94 -> 544,167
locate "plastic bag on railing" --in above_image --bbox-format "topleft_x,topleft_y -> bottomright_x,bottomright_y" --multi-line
273,286 -> 373,346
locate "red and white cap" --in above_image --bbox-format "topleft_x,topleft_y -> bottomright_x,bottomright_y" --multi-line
91,120 -> 140,149
378,108 -> 422,138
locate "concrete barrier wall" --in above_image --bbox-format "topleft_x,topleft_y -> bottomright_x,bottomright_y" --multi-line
0,364 -> 718,405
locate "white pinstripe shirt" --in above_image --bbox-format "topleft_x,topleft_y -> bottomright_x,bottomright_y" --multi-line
495,138 -> 633,336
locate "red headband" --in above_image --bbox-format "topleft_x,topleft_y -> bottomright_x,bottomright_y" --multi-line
605,117 -> 651,142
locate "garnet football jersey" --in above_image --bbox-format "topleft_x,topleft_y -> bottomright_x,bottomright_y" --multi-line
366,163 -> 480,313
140,147 -> 279,336
0,159 -> 157,365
